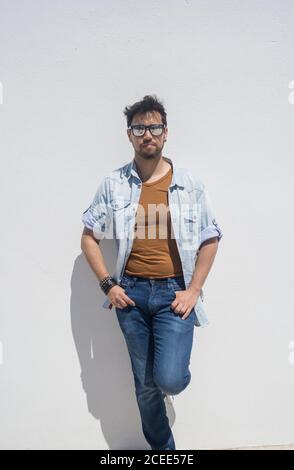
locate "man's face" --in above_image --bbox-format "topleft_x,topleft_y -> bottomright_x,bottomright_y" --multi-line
127,111 -> 168,160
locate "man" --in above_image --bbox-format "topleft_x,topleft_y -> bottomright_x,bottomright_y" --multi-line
81,95 -> 223,450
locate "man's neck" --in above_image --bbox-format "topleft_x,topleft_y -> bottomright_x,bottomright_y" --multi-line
134,155 -> 171,183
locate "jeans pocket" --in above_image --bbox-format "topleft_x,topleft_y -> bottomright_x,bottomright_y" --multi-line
120,275 -> 137,294
169,277 -> 186,296
120,280 -> 130,294
169,279 -> 196,321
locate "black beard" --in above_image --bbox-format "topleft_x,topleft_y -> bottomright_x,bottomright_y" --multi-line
139,153 -> 158,159
139,145 -> 163,159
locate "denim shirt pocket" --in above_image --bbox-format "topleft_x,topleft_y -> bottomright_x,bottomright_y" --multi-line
109,197 -> 131,238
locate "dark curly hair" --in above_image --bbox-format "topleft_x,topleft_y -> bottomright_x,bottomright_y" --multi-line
123,94 -> 167,128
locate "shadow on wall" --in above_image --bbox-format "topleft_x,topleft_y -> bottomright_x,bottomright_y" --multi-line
70,238 -> 175,450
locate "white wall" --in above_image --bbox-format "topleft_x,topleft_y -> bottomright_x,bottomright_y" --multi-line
0,0 -> 294,450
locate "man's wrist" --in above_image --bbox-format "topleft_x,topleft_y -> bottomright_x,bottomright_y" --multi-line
187,284 -> 202,295
99,275 -> 117,295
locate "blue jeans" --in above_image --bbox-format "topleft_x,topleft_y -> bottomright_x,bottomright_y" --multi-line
115,274 -> 196,450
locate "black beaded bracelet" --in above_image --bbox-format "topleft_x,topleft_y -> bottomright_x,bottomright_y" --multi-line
100,275 -> 117,295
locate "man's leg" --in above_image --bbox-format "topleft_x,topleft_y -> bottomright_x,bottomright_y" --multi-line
151,276 -> 196,397
115,276 -> 175,450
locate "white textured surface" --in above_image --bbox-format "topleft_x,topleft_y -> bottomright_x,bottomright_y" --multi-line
0,0 -> 294,450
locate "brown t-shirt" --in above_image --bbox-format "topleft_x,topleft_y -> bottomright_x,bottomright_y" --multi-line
124,165 -> 183,278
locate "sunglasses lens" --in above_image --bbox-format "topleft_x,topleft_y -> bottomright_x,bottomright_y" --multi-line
132,126 -> 145,136
131,125 -> 164,136
150,126 -> 163,136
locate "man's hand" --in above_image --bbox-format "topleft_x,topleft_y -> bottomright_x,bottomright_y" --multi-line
170,287 -> 200,320
107,285 -> 136,309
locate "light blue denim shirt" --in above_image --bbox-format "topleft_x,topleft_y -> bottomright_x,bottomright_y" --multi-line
82,156 -> 223,327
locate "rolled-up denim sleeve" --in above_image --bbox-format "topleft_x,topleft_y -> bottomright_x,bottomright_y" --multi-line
199,183 -> 223,246
81,178 -> 110,239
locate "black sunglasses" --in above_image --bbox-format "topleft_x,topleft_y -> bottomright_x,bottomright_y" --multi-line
129,124 -> 165,137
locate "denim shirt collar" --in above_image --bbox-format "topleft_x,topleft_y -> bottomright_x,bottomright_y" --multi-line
121,156 -> 184,190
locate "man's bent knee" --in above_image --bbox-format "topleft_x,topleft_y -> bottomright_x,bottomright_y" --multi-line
154,372 -> 191,396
